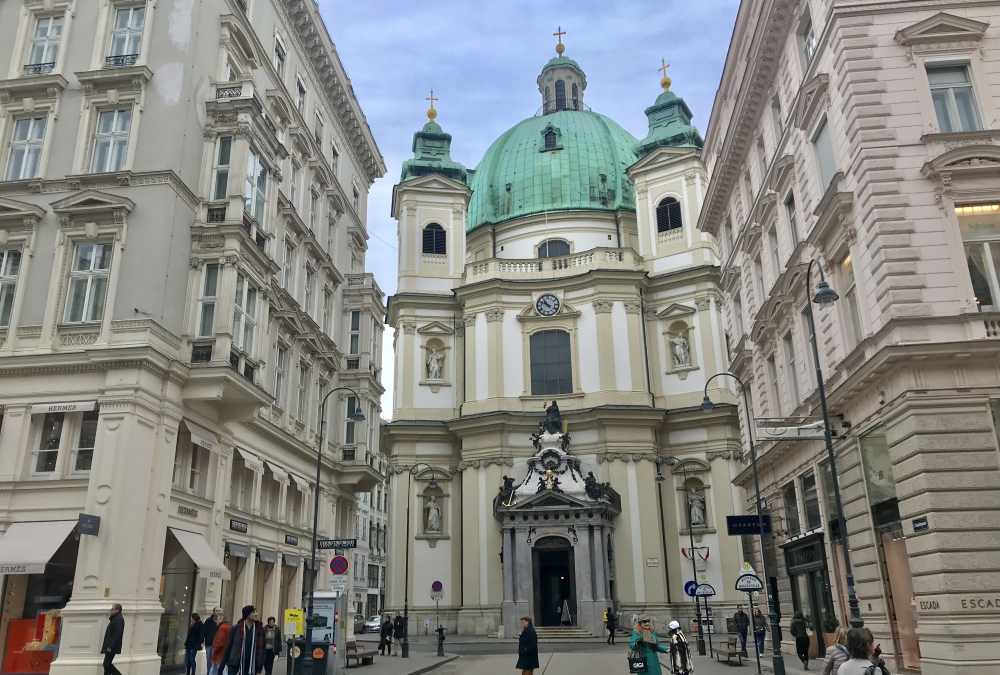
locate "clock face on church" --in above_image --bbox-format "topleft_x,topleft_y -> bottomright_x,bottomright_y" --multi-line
535,294 -> 560,316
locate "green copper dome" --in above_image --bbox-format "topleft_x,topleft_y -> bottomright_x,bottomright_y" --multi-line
466,110 -> 639,231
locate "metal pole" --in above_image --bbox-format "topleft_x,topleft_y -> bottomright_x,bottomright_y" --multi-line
654,465 -> 672,604
805,259 -> 863,628
401,469 -> 412,658
749,592 -> 761,675
705,597 -> 714,658
684,468 -> 706,656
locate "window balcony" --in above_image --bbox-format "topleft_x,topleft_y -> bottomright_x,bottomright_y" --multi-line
105,53 -> 139,68
465,246 -> 641,283
336,445 -> 383,493
23,62 -> 56,76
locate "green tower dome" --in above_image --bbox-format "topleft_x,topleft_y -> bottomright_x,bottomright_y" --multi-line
466,110 -> 639,232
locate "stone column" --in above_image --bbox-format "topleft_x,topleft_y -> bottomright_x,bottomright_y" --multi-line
49,400 -> 179,675
574,528 -> 595,634
236,546 -> 257,614
463,315 -> 476,402
501,527 -> 515,636
624,302 -> 646,393
512,528 -> 533,633
0,404 -> 31,482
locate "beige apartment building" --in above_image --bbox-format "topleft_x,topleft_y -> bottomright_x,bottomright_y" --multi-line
699,1 -> 1000,673
0,2 -> 386,675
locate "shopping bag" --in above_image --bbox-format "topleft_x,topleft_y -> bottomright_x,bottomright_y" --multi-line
627,649 -> 648,673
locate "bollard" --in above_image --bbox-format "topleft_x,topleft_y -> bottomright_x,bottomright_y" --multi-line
285,639 -> 293,675
435,625 -> 445,657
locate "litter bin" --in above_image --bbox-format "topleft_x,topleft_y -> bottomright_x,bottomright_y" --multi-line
289,638 -> 330,675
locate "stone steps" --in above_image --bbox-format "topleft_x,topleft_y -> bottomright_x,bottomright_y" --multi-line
534,626 -> 594,639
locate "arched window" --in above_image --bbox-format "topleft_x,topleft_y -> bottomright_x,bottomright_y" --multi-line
545,86 -> 551,111
571,83 -> 579,110
656,196 -> 683,233
530,330 -> 573,395
543,129 -> 558,150
537,239 -> 570,258
422,223 -> 446,254
555,80 -> 566,111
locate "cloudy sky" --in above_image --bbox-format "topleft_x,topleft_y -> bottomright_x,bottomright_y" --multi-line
317,0 -> 739,417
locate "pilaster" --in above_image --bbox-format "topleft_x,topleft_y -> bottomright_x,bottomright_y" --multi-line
593,300 -> 616,391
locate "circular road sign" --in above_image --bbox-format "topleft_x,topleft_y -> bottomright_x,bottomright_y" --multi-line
431,580 -> 443,593
684,580 -> 698,597
735,573 -> 764,593
289,646 -> 301,659
694,583 -> 717,597
329,554 -> 349,575
311,648 -> 324,660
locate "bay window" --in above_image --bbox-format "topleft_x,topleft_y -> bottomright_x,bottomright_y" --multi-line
6,117 -> 47,180
349,310 -> 360,354
212,136 -> 232,200
345,396 -> 357,445
297,361 -> 310,421
91,109 -> 131,173
0,249 -> 22,327
274,344 -> 288,407
197,263 -> 220,337
304,266 -> 315,316
322,289 -> 332,335
244,149 -> 267,227
65,242 -> 111,324
232,273 -> 257,354
282,239 -> 296,292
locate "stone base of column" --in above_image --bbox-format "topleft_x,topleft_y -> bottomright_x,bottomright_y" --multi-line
50,599 -> 164,675
457,606 -> 501,635
501,601 -> 529,638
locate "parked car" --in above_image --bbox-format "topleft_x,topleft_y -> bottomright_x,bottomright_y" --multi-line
352,613 -> 366,634
364,615 -> 382,633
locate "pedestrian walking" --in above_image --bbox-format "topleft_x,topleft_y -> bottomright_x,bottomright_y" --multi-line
184,613 -> 204,675
628,617 -> 669,675
203,610 -> 220,673
515,616 -> 539,675
211,616 -> 232,675
837,628 -> 890,675
378,615 -> 392,656
667,620 -> 693,675
791,612 -> 811,669
605,606 -> 617,645
226,606 -> 265,675
753,608 -> 767,655
822,628 -> 850,675
262,617 -> 282,675
101,603 -> 125,675
733,604 -> 750,656
392,615 -> 405,655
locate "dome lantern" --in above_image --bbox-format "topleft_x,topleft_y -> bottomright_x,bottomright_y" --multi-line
636,60 -> 704,156
537,27 -> 587,114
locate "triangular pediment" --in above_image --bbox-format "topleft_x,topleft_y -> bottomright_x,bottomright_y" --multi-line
417,320 -> 454,336
627,145 -> 702,176
793,73 -> 830,131
0,196 -> 45,224
507,489 -> 592,511
895,12 -> 988,46
51,189 -> 135,217
657,302 -> 697,320
397,173 -> 470,194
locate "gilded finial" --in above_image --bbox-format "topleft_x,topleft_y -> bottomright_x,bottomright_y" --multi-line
425,88 -> 438,121
553,25 -> 567,55
659,58 -> 671,90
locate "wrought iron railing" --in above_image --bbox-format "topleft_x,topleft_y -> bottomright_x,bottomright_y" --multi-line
105,53 -> 139,67
23,62 -> 55,75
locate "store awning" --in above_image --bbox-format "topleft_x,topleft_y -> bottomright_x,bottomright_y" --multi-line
235,447 -> 263,472
227,541 -> 250,558
257,547 -> 277,564
289,473 -> 310,491
0,521 -> 77,575
265,461 -> 288,483
185,420 -> 218,450
283,554 -> 300,568
169,528 -> 230,580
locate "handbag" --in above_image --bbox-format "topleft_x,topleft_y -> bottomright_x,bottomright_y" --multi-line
627,648 -> 648,673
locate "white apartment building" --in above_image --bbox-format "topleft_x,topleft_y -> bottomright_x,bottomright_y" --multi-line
0,2 -> 385,675
699,2 -> 1000,673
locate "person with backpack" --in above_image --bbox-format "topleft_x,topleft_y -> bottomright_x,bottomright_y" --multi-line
837,627 -> 890,675
790,612 -> 811,669
823,628 -> 850,675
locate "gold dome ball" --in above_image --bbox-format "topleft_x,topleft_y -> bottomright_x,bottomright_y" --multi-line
555,42 -> 565,55
660,75 -> 672,90
426,106 -> 438,120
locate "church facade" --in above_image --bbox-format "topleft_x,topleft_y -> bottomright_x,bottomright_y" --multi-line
384,41 -> 745,636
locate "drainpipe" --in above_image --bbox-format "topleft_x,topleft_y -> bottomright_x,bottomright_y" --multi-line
638,288 -> 655,407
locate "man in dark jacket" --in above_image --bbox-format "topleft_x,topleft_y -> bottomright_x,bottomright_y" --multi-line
733,605 -> 750,656
392,615 -> 405,654
203,610 -> 220,670
101,604 -> 125,675
515,616 -> 539,675
184,613 -> 204,675
378,616 -> 392,656
226,606 -> 265,675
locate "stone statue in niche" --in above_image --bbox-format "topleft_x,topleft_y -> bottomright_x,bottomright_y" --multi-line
425,496 -> 443,533
541,400 -> 563,434
426,348 -> 445,380
671,333 -> 691,368
688,489 -> 706,527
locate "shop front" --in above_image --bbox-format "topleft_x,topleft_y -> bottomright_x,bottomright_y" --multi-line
221,542 -> 249,621
0,521 -> 80,675
783,533 -> 835,658
253,549 -> 276,614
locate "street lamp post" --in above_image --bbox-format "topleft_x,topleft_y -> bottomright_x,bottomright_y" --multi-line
399,461 -> 440,658
702,374 -> 785,675
803,258 -> 863,628
302,386 -> 366,675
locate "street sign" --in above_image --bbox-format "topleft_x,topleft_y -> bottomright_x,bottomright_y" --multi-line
726,515 -> 772,536
289,646 -> 301,659
329,555 -> 349,575
695,583 -> 717,597
735,573 -> 764,593
684,580 -> 698,597
78,513 -> 101,536
330,577 -> 347,593
318,538 -> 357,550
430,580 -> 444,600
283,608 -> 304,637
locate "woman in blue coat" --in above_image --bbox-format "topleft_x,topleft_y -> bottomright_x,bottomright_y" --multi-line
628,617 -> 669,674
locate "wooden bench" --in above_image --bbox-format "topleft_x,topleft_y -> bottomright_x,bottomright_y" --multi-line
345,641 -> 376,667
716,637 -> 743,666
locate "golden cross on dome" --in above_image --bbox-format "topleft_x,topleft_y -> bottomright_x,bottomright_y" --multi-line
553,25 -> 567,54
659,58 -> 672,90
425,88 -> 438,120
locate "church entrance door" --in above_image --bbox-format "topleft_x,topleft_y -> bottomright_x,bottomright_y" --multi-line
532,537 -> 576,627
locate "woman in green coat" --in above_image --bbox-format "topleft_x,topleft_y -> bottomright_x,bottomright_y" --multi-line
628,617 -> 670,674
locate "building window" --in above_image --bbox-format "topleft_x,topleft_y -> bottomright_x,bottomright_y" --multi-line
209,136 -> 233,200
0,249 -> 22,327
345,396 -> 357,444
529,330 -> 573,395
5,116 -> 47,181
304,266 -> 315,316
927,63 -> 981,133
771,95 -> 783,140
244,149 -> 267,227
273,38 -> 286,79
838,255 -> 863,346
537,239 -> 570,258
800,471 -> 821,530
800,16 -> 817,63
330,142 -> 340,174
297,361 -> 310,421
783,192 -> 799,247
323,289 -> 333,334
571,83 -> 579,110
289,162 -> 300,207
296,77 -> 306,114
282,239 -> 295,290
327,220 -> 336,258
274,344 -> 288,407
811,118 -> 837,190
314,112 -> 324,147
197,263 -> 220,337
224,59 -> 240,82
960,205 -> 1000,310
73,410 -> 99,473
656,197 -> 683,233
309,191 -> 319,231
422,223 -> 446,255
349,310 -> 360,355
109,6 -> 145,60
756,136 -> 768,178
767,226 -> 780,282
766,354 -> 779,415
742,170 -> 754,211
91,109 -> 131,173
783,330 -> 798,410
783,482 -> 800,536
232,273 -> 257,354
554,80 -> 566,111
34,413 -> 64,474
543,128 -> 558,150
65,242 -> 111,324
27,16 -> 63,71
352,186 -> 360,211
